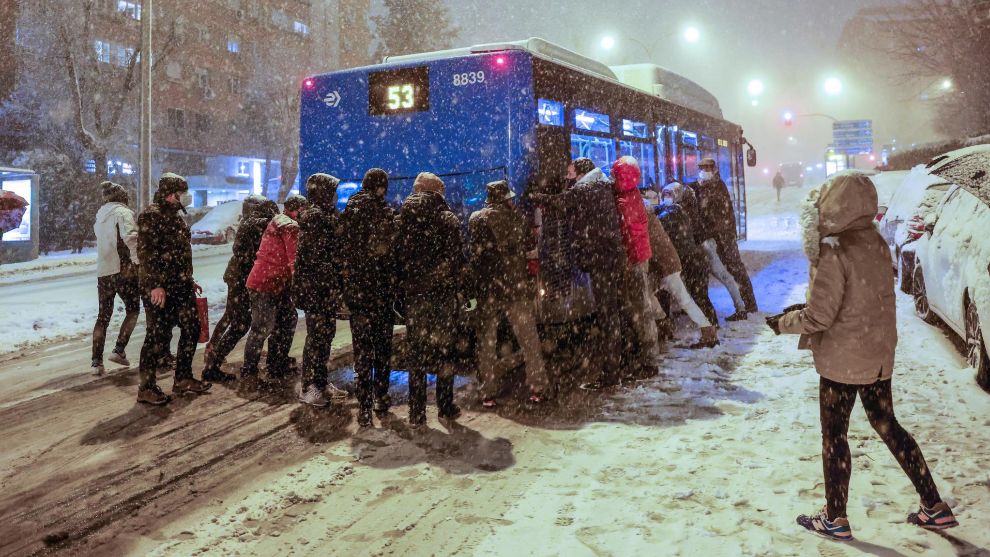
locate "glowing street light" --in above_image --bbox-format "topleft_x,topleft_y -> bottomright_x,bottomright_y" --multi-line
747,79 -> 764,97
941,78 -> 953,90
824,77 -> 843,96
751,99 -> 759,106
600,36 -> 615,50
683,26 -> 701,43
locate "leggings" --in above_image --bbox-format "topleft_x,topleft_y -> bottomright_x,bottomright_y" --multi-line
92,272 -> 140,362
819,376 -> 941,520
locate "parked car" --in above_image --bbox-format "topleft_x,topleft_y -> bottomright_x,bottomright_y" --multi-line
190,200 -> 244,244
878,164 -> 952,291
869,169 -> 911,223
912,145 -> 990,389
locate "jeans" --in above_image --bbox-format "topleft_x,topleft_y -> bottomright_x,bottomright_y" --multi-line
476,298 -> 548,400
714,237 -> 758,312
139,285 -> 198,388
92,271 -> 141,362
242,289 -> 297,376
301,308 -> 336,389
351,311 -> 394,414
207,281 -> 252,367
660,272 -> 711,327
627,262 -> 662,363
819,376 -> 941,520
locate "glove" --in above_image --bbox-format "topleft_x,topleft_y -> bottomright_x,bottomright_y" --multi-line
527,258 -> 540,276
765,314 -> 782,335
782,303 -> 807,314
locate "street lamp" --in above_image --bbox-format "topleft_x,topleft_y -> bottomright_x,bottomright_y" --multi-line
683,26 -> 700,43
747,79 -> 764,97
824,76 -> 843,96
600,36 -> 615,50
599,25 -> 701,61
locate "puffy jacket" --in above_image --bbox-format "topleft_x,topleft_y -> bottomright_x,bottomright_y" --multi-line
645,209 -> 681,281
137,200 -> 194,292
340,190 -> 397,314
223,215 -> 271,287
393,191 -> 466,299
246,214 -> 299,294
294,205 -> 343,311
543,168 -> 626,273
611,158 -> 652,265
657,201 -> 708,284
468,201 -> 535,303
691,173 -> 737,244
778,171 -> 897,385
94,202 -> 139,278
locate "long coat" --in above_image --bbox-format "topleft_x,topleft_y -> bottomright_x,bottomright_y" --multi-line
137,200 -> 194,293
468,201 -> 535,304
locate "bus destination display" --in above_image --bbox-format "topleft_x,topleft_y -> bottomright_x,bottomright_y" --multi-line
368,66 -> 430,115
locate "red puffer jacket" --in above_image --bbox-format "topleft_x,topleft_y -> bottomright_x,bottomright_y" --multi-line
611,157 -> 652,265
246,214 -> 299,293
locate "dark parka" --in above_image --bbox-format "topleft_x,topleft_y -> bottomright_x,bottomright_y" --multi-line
393,191 -> 467,300
294,175 -> 344,312
468,200 -> 535,303
340,175 -> 398,315
137,174 -> 194,293
544,168 -> 626,274
222,197 -> 277,286
690,174 -> 737,244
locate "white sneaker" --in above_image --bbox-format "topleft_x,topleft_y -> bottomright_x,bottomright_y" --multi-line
108,351 -> 130,366
299,384 -> 329,407
325,383 -> 349,400
92,362 -> 105,376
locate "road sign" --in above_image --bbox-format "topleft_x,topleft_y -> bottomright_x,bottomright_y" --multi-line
832,119 -> 873,155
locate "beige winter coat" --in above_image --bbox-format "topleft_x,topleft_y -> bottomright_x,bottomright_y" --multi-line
778,171 -> 897,384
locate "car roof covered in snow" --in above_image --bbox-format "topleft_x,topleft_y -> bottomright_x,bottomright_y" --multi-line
191,200 -> 243,233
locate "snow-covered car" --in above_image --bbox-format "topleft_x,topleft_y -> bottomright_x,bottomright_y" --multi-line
912,145 -> 990,389
190,200 -> 244,244
869,169 -> 911,222
877,164 -> 952,290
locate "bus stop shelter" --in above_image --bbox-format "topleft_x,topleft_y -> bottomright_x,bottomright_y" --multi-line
1,167 -> 40,264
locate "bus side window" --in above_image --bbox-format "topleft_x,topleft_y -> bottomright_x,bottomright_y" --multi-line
571,133 -> 616,175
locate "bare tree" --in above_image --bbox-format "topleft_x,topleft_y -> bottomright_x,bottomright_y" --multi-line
372,0 -> 459,59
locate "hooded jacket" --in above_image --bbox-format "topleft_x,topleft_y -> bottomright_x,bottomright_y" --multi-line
690,171 -> 737,244
223,199 -> 277,287
468,200 -> 535,303
545,167 -> 626,274
645,208 -> 681,281
778,171 -> 897,384
611,157 -> 653,265
393,191 -> 466,298
94,202 -> 139,278
246,214 -> 300,294
295,183 -> 344,312
137,199 -> 194,292
340,172 -> 398,314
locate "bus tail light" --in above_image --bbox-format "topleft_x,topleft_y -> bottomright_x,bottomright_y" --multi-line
303,78 -> 315,90
495,56 -> 506,66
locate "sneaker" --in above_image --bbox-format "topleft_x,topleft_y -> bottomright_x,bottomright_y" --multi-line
325,383 -> 349,401
357,410 -> 373,428
158,353 -> 176,369
481,398 -> 498,409
796,507 -> 854,542
202,366 -> 237,383
439,405 -> 462,421
409,415 -> 427,430
726,311 -> 749,322
907,501 -> 958,530
173,377 -> 212,395
137,385 -> 170,405
527,392 -> 548,404
108,350 -> 130,366
92,360 -> 105,376
298,384 -> 329,408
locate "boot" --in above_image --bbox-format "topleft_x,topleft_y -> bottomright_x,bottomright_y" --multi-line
688,326 -> 720,349
436,375 -> 460,420
656,318 -> 675,341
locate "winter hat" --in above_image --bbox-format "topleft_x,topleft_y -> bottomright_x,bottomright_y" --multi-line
241,194 -> 268,218
305,173 -> 340,210
361,168 -> 389,197
101,181 -> 128,204
283,194 -> 310,214
611,156 -> 641,192
256,198 -> 279,220
485,180 -> 515,205
699,157 -> 717,169
158,172 -> 188,197
572,157 -> 596,176
661,182 -> 685,203
413,172 -> 445,194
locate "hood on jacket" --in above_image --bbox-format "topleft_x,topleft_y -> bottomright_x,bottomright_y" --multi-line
612,156 -> 641,193
362,168 -> 389,198
96,202 -> 129,224
576,167 -> 607,187
270,213 -> 298,228
241,195 -> 268,219
305,173 -> 340,210
816,170 -> 878,237
402,190 -> 450,218
413,172 -> 445,195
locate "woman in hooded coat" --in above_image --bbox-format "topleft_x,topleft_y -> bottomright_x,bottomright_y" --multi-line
768,171 -> 957,541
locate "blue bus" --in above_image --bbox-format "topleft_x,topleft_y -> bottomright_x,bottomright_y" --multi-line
299,38 -> 754,324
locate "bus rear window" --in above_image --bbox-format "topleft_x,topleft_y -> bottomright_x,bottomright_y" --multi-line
537,99 -> 564,126
368,66 -> 430,115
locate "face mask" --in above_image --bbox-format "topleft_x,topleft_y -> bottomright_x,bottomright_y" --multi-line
699,170 -> 714,181
661,196 -> 674,206
178,193 -> 193,207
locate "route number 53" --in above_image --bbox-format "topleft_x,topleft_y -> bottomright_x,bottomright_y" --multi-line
387,84 -> 415,110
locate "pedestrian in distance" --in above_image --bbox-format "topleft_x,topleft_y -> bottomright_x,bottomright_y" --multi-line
691,157 -> 758,319
530,158 -> 629,391
642,189 -> 719,350
241,195 -> 307,391
201,195 -> 278,383
339,168 -> 399,425
773,170 -> 785,202
91,181 -> 141,375
393,172 -> 467,428
135,173 -> 212,405
469,179 -> 548,408
766,171 -> 957,541
295,174 -> 350,408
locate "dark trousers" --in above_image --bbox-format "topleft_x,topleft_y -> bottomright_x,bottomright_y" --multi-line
589,268 -> 626,380
405,296 -> 458,422
139,285 -> 198,388
302,308 -> 337,389
714,237 -> 758,312
242,289 -> 297,376
351,310 -> 394,414
92,272 -> 141,362
819,376 -> 941,520
681,263 -> 719,325
207,281 -> 252,367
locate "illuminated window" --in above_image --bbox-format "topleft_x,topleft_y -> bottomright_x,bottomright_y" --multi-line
619,140 -> 657,189
236,162 -> 251,176
537,99 -> 563,126
622,119 -> 648,138
116,46 -> 135,67
94,40 -> 112,64
293,21 -> 309,35
571,133 -> 616,176
573,108 -> 610,134
117,1 -> 141,20
227,36 -> 240,53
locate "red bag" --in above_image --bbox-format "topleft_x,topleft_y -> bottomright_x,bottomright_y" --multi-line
196,297 -> 210,343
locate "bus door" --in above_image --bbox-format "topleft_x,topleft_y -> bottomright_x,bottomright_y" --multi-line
656,125 -> 671,189
678,130 -> 700,183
